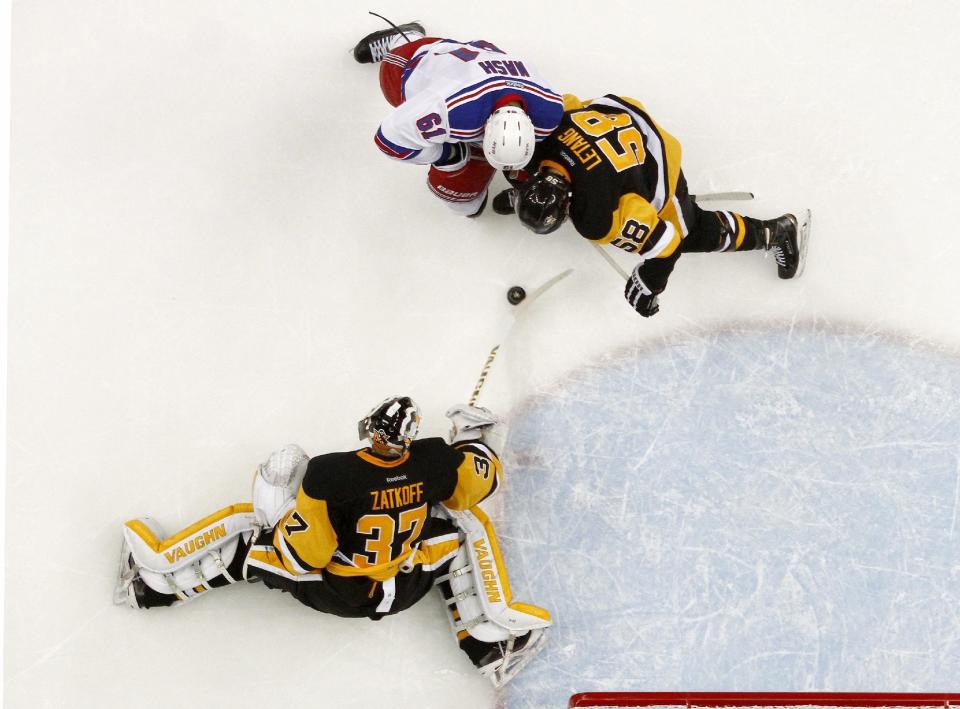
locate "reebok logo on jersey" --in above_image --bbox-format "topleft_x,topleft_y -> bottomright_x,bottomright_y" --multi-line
385,475 -> 408,483
163,524 -> 227,563
556,127 -> 602,171
473,538 -> 502,604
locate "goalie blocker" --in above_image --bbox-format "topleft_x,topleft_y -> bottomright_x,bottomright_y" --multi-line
114,401 -> 550,687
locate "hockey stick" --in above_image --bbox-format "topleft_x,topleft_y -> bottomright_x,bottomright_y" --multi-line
367,12 -> 416,42
692,191 -> 754,202
468,268 -> 574,406
591,243 -> 630,282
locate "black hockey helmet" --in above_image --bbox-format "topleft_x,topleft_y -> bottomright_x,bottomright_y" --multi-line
516,170 -> 571,235
358,396 -> 421,455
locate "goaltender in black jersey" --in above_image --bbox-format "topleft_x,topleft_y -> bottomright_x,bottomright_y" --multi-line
115,397 -> 550,687
494,94 -> 810,317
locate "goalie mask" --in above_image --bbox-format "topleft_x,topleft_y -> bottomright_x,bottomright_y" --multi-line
358,396 -> 421,455
516,171 -> 571,235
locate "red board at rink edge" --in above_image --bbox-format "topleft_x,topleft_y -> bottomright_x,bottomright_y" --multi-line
568,693 -> 960,708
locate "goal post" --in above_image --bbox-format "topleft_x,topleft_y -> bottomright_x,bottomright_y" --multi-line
569,693 -> 960,709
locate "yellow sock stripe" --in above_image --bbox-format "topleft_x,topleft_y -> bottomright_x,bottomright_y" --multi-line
124,503 -> 253,553
734,213 -> 746,249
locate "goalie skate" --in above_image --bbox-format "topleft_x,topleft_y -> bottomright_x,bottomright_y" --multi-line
113,537 -> 140,607
480,626 -> 549,688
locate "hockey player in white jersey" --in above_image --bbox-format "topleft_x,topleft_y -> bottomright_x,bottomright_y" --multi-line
353,18 -> 564,217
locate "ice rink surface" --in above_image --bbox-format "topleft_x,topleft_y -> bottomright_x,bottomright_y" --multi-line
7,1 -> 960,707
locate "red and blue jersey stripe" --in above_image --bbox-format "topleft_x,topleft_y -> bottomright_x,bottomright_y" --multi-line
374,128 -> 422,161
445,77 -> 563,141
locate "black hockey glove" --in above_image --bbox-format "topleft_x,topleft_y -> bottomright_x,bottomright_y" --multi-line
624,265 -> 660,317
433,142 -> 469,172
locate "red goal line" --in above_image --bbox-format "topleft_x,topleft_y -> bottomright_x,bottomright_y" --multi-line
569,694 -> 960,708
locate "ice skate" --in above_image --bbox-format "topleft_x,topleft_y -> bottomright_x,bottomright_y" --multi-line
113,538 -> 142,608
478,627 -> 549,688
764,209 -> 811,279
352,21 -> 424,64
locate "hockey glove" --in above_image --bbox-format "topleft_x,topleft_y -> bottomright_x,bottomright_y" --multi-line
433,142 -> 470,172
624,265 -> 660,317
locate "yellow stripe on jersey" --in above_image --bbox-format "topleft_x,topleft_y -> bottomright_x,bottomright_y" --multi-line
247,546 -> 324,580
614,95 -> 683,201
734,213 -> 746,249
325,548 -> 415,582
539,159 -> 572,183
602,193 -> 684,259
657,197 -> 687,256
125,503 -> 254,553
356,450 -> 410,468
600,193 -> 658,246
442,448 -> 502,511
276,491 -> 338,572
414,535 -> 460,570
562,93 -> 590,111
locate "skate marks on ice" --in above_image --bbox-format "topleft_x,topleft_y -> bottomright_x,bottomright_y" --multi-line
496,322 -> 960,708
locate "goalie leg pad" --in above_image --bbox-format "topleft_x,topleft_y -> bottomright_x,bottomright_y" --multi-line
434,506 -> 551,686
115,504 -> 259,608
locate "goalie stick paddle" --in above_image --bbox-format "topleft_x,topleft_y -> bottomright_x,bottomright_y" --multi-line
468,268 -> 574,406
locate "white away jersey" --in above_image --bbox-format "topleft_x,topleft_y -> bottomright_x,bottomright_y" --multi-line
375,39 -> 564,166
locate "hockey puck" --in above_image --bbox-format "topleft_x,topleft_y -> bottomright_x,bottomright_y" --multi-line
507,285 -> 526,305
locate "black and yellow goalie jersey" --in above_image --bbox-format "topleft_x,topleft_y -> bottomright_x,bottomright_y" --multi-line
532,94 -> 684,260
269,437 -> 501,582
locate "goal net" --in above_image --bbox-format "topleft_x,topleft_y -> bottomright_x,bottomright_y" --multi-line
569,693 -> 960,709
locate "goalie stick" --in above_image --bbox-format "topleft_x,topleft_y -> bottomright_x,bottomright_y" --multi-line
591,243 -> 630,282
692,190 -> 755,202
468,268 -> 574,406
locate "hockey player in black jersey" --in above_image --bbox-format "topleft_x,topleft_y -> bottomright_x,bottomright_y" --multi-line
114,396 -> 550,687
493,94 -> 810,317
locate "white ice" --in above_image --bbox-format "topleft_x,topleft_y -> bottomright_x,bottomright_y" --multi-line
7,2 -> 960,708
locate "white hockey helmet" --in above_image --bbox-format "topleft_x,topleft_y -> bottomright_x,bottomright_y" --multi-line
482,106 -> 535,171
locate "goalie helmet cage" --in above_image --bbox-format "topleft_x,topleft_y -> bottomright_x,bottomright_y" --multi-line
568,693 -> 960,709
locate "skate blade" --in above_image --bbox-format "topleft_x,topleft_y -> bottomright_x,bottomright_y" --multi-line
492,627 -> 549,688
793,209 -> 812,279
113,538 -> 138,606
